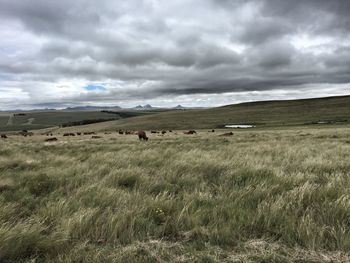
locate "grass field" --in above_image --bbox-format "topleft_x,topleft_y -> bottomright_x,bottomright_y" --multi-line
72,95 -> 350,132
2,95 -> 349,133
0,111 -> 155,132
1,127 -> 350,262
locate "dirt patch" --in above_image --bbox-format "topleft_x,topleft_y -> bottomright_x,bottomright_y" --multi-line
6,115 -> 13,126
23,118 -> 35,125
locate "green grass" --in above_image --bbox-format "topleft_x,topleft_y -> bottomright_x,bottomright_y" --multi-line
72,95 -> 350,131
0,111 -> 156,132
0,116 -> 10,127
0,127 -> 350,262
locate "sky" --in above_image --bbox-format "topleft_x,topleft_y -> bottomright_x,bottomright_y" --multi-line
0,0 -> 350,110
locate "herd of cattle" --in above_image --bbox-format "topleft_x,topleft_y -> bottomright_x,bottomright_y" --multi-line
0,129 -> 235,142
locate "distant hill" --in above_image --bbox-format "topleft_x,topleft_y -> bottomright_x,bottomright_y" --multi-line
133,104 -> 155,110
64,106 -> 122,111
173,105 -> 185,109
1,104 -> 196,112
0,110 -> 156,132
143,104 -> 153,109
64,95 -> 350,131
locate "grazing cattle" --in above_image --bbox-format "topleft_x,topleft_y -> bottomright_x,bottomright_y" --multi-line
92,135 -> 102,139
219,132 -> 233,136
104,132 -> 111,135
137,131 -> 148,141
77,132 -> 81,135
151,130 -> 157,134
169,130 -> 172,132
211,129 -> 215,132
161,130 -> 167,135
125,131 -> 132,135
83,132 -> 95,135
184,130 -> 196,135
118,130 -> 124,135
63,133 -> 75,137
1,134 -> 7,139
45,137 -> 57,142
19,131 -> 33,137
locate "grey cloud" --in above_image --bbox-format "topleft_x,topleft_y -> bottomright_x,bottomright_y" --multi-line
238,18 -> 292,45
260,0 -> 350,35
248,40 -> 296,68
324,46 -> 350,69
0,0 -> 349,109
0,0 -> 101,38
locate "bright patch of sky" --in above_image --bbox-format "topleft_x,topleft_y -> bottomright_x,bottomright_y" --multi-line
84,85 -> 107,91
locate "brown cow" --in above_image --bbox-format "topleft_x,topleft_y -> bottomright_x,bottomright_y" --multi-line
19,131 -> 33,137
1,134 -> 7,139
45,137 -> 58,142
161,130 -> 167,134
184,130 -> 196,135
219,132 -> 233,136
83,132 -> 95,135
137,131 -> 148,141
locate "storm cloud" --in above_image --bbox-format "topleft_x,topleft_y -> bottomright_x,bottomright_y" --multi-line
0,0 -> 349,109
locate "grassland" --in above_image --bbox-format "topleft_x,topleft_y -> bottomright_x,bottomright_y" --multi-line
1,95 -> 349,133
73,95 -> 350,132
1,127 -> 350,262
0,110 -> 154,132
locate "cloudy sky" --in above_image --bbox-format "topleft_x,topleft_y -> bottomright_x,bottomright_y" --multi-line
0,0 -> 350,109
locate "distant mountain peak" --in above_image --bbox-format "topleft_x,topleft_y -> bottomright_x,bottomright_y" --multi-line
143,104 -> 153,109
134,104 -> 153,110
174,104 -> 185,109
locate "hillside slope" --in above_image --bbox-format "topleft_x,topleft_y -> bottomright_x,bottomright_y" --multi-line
0,110 -> 157,132
59,95 -> 350,131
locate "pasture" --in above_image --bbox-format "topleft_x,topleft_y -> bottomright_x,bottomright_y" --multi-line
56,95 -> 350,132
1,127 -> 350,262
0,110 -> 156,132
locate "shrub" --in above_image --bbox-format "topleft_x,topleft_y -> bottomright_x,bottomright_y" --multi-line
117,175 -> 140,189
23,173 -> 56,196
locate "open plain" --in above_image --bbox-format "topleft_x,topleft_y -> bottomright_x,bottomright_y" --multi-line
1,126 -> 350,262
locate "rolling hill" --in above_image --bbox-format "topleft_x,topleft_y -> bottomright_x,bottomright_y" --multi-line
0,110 -> 156,132
59,95 -> 350,131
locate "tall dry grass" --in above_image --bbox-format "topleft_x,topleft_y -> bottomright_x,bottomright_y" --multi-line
0,127 -> 350,262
